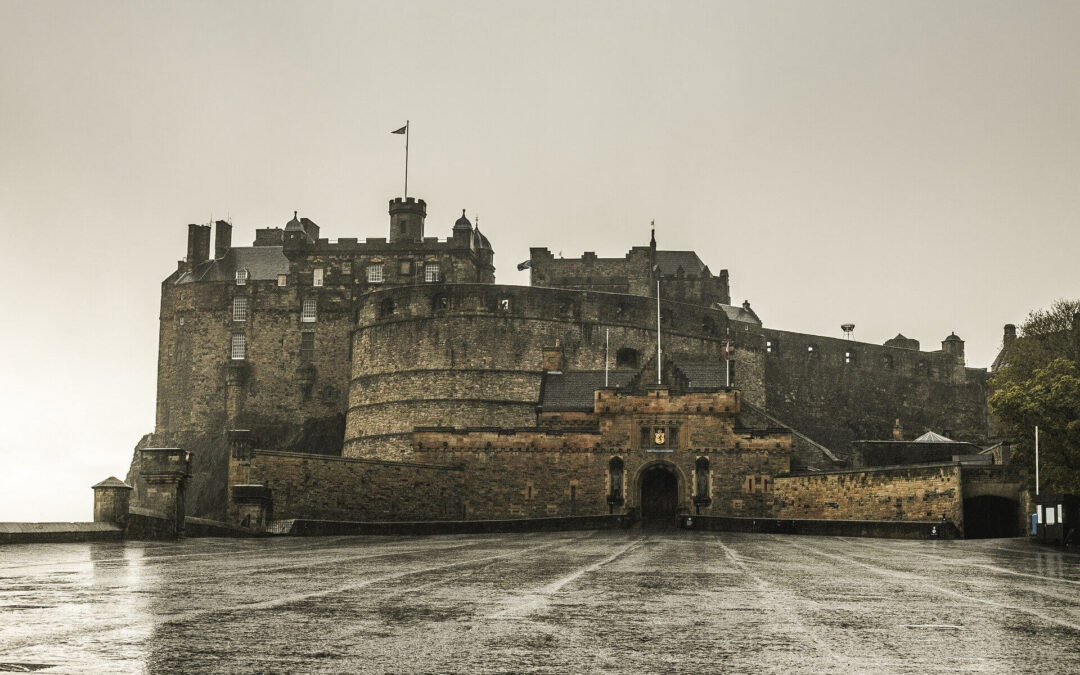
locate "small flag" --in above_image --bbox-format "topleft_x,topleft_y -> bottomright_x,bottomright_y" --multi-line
723,340 -> 734,360
517,260 -> 532,271
391,124 -> 408,134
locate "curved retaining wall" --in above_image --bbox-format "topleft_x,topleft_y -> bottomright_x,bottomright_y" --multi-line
344,284 -> 742,460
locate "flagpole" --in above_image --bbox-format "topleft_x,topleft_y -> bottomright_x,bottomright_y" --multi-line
404,120 -> 409,198
605,329 -> 610,387
1035,425 -> 1040,496
656,280 -> 662,385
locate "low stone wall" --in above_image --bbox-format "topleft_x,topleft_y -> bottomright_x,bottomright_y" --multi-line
185,516 -> 256,538
125,507 -> 177,540
271,514 -> 631,536
0,522 -> 123,545
242,450 -> 465,522
773,463 -> 964,529
679,514 -> 960,539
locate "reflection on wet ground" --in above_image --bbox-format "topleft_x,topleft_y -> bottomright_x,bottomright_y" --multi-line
1,532 -> 1078,673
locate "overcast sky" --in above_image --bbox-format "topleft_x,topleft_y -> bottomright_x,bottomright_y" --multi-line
2,0 -> 1078,521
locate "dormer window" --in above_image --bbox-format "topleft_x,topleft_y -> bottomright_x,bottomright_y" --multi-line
235,269 -> 248,286
367,264 -> 384,284
313,268 -> 324,287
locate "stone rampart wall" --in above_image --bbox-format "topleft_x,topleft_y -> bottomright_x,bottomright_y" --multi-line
774,464 -> 964,527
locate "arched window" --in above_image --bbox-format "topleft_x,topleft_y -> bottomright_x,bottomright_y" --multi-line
608,457 -> 624,503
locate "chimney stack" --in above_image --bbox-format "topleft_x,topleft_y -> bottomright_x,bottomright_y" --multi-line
186,224 -> 211,267
214,220 -> 232,259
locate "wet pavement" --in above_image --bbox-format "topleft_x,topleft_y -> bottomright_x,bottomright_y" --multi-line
1,530 -> 1078,674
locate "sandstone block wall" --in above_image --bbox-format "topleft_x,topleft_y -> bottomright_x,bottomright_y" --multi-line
242,450 -> 465,522
774,464 -> 964,527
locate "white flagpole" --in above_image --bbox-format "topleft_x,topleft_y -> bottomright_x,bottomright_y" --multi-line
1035,425 -> 1040,496
726,341 -> 730,388
404,120 -> 410,198
656,280 -> 662,385
605,329 -> 610,387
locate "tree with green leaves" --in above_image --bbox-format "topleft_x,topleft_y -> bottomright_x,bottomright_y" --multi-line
989,299 -> 1080,494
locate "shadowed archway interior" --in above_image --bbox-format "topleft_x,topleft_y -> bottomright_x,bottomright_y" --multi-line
640,465 -> 679,520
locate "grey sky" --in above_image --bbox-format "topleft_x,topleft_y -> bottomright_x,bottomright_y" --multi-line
2,0 -> 1078,520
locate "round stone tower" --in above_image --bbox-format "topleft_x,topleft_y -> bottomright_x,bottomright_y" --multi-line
389,197 -> 426,243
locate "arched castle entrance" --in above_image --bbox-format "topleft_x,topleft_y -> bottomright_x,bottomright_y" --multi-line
639,463 -> 680,521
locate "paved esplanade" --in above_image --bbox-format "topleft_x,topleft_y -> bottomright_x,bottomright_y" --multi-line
1,532 -> 1078,673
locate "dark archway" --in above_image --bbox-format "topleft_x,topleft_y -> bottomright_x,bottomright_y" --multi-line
964,496 -> 1020,539
640,466 -> 679,521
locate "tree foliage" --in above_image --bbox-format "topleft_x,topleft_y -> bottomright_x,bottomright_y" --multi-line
989,299 -> 1080,494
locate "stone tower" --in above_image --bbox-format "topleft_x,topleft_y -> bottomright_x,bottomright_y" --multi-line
389,197 -> 426,243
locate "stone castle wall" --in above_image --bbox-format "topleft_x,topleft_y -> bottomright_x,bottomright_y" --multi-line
345,284 -> 749,461
240,450 -> 465,522
757,328 -> 989,453
773,464 -> 964,528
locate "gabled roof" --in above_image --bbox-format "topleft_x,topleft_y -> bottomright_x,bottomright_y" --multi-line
715,303 -> 762,326
91,476 -> 132,489
177,247 -> 290,284
540,370 -> 635,412
655,250 -> 707,277
912,431 -> 954,443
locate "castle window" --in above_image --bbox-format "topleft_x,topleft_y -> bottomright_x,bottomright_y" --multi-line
616,347 -> 640,369
367,264 -> 384,284
230,333 -> 246,360
917,360 -> 928,375
424,262 -> 441,283
432,294 -> 449,312
235,269 -> 248,286
277,274 -> 287,287
341,262 -> 351,275
302,298 -> 317,322
499,298 -> 511,311
766,338 -> 779,354
883,353 -> 894,370
807,344 -> 819,358
844,350 -> 856,365
300,331 -> 314,361
378,298 -> 395,319
232,296 -> 248,322
313,268 -> 324,287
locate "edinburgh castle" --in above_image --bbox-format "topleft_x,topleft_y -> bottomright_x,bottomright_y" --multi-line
123,195 -> 1020,538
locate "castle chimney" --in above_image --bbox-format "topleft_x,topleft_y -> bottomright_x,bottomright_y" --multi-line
186,224 -> 211,266
214,220 -> 232,259
1003,324 -> 1017,348
892,418 -> 904,440
389,197 -> 426,243
542,345 -> 565,373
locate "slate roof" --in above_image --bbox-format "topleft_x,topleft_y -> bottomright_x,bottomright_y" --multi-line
177,247 -> 290,285
715,303 -> 762,325
540,370 -> 635,411
655,250 -> 707,277
671,358 -> 728,388
91,476 -> 132,489
912,431 -> 955,443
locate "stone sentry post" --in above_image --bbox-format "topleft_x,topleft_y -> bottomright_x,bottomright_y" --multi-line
139,447 -> 192,538
91,477 -> 133,528
228,429 -> 273,532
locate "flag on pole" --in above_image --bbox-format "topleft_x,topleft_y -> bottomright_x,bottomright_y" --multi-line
517,260 -> 532,271
391,124 -> 408,134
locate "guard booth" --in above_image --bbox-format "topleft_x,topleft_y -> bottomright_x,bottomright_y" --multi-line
1032,494 -> 1080,547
